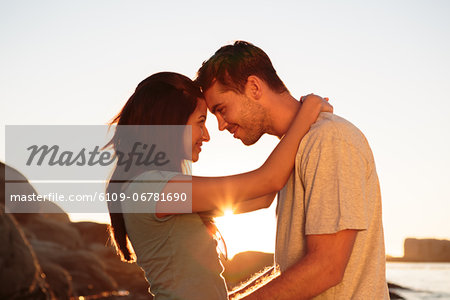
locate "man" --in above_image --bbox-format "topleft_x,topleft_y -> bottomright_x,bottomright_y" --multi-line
195,41 -> 389,299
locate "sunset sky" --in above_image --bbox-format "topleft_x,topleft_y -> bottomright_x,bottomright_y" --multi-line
1,0 -> 450,257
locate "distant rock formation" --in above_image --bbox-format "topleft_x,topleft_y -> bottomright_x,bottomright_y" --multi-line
222,251 -> 274,290
404,238 -> 450,262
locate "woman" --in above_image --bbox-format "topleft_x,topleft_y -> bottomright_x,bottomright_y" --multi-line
105,72 -> 331,300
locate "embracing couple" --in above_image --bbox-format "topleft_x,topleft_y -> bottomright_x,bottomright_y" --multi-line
106,41 -> 389,299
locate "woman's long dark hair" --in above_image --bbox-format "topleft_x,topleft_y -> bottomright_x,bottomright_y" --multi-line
105,72 -> 202,262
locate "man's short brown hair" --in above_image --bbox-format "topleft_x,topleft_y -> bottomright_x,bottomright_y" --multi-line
196,41 -> 288,94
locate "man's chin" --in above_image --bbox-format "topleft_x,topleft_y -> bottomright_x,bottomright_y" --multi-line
239,134 -> 262,146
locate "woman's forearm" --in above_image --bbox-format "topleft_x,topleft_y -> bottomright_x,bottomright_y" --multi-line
256,96 -> 324,190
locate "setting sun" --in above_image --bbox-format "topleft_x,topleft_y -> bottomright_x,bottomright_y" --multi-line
214,206 -> 277,259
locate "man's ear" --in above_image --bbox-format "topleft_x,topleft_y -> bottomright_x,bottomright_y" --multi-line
245,75 -> 263,100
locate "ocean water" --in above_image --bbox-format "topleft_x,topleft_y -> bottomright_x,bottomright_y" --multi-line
386,262 -> 450,299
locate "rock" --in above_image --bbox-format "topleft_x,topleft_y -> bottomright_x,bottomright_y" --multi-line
71,221 -> 152,298
1,162 -> 150,299
20,225 -> 38,241
27,240 -> 74,299
0,205 -> 53,300
89,242 -> 117,258
102,256 -> 151,299
30,239 -> 118,297
84,240 -> 151,299
404,238 -> 450,262
22,215 -> 84,249
389,291 -> 405,299
387,282 -> 411,299
0,161 -> 70,224
1,162 -> 38,208
222,251 -> 274,290
39,261 -> 73,300
73,221 -> 110,246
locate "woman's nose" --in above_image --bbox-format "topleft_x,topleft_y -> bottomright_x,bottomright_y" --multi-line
202,126 -> 210,142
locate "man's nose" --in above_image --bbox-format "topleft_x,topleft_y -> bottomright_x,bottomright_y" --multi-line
216,114 -> 229,131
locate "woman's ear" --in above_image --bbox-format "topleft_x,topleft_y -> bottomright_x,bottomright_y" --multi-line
245,75 -> 263,100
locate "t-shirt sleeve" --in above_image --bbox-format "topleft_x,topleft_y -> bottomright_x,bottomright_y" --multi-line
301,129 -> 370,235
121,170 -> 179,221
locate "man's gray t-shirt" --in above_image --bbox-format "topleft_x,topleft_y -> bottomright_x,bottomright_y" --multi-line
276,113 -> 389,299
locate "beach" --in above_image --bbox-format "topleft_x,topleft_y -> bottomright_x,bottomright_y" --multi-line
386,262 -> 450,299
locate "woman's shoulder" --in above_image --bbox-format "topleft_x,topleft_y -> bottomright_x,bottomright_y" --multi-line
134,170 -> 180,181
120,170 -> 181,215
122,170 -> 180,192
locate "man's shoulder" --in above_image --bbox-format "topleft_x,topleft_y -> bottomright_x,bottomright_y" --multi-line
306,113 -> 365,142
300,113 -> 372,156
310,112 -> 359,134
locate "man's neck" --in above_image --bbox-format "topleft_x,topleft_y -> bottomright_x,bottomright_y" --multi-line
265,92 -> 300,139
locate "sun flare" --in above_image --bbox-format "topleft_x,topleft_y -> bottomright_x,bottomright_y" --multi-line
214,207 -> 276,259
223,209 -> 234,217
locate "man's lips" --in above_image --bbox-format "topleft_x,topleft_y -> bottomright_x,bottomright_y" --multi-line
228,125 -> 239,137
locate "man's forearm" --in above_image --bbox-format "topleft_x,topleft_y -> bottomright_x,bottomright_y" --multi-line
241,252 -> 340,300
229,266 -> 278,300
240,230 -> 357,300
